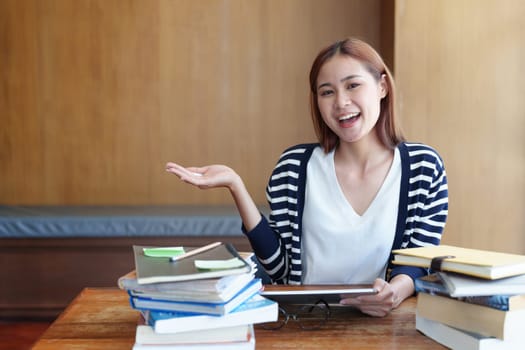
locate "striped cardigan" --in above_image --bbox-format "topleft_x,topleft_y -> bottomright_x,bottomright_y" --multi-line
245,142 -> 449,285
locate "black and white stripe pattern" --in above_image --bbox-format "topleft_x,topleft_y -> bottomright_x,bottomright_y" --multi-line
245,142 -> 448,285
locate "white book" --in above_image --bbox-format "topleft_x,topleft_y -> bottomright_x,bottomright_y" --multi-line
416,313 -> 523,350
128,272 -> 256,303
438,272 -> 525,297
133,324 -> 255,350
147,294 -> 278,334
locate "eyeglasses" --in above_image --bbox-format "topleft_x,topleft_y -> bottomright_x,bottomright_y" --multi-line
260,299 -> 331,331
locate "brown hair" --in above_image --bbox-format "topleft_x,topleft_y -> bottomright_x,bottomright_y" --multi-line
309,37 -> 405,152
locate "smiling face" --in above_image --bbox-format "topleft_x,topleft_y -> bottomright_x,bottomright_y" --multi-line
316,54 -> 387,146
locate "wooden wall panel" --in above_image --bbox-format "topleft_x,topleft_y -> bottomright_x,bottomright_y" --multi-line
0,0 -> 44,200
394,0 -> 525,253
0,0 -> 382,205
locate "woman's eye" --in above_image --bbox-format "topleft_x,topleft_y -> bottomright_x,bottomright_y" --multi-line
347,83 -> 360,89
319,90 -> 333,96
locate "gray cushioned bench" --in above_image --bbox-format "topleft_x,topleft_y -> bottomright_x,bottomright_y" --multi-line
0,205 -> 255,319
0,205 -> 245,238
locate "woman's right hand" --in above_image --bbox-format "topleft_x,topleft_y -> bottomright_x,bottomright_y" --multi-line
165,162 -> 241,190
166,161 -> 262,231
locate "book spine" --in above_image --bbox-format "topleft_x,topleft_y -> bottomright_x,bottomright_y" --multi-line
415,276 -> 448,295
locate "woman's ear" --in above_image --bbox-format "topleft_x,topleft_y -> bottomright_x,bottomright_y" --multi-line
379,74 -> 388,98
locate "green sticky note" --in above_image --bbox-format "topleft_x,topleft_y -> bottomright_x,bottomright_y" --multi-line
143,247 -> 185,258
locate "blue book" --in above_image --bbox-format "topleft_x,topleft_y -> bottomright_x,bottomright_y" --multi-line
145,294 -> 278,334
129,278 -> 262,315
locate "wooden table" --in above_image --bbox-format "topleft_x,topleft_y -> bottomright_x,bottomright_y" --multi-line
32,288 -> 444,349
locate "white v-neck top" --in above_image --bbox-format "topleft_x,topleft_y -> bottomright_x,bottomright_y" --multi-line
302,147 -> 400,284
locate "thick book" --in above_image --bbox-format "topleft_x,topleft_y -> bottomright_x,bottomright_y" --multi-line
260,284 -> 377,304
415,274 -> 525,311
392,245 -> 525,280
133,242 -> 252,284
123,270 -> 256,303
416,314 -> 522,350
417,291 -> 525,340
146,294 -> 278,334
129,278 -> 262,315
133,324 -> 255,350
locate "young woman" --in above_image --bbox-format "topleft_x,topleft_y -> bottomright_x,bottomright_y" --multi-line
166,38 -> 448,317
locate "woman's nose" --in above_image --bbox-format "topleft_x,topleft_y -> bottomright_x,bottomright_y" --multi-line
335,91 -> 351,109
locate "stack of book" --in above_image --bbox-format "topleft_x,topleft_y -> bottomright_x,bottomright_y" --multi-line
392,245 -> 525,350
118,242 -> 278,350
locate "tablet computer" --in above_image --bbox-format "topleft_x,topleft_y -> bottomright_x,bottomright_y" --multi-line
260,284 -> 377,304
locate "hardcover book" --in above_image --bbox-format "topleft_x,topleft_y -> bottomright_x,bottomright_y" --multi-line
392,245 -> 525,280
133,242 -> 252,284
417,292 -> 525,340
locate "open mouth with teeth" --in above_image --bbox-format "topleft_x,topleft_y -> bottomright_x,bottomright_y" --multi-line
338,112 -> 360,126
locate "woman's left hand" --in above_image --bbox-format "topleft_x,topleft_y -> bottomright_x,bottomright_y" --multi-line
339,275 -> 414,317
